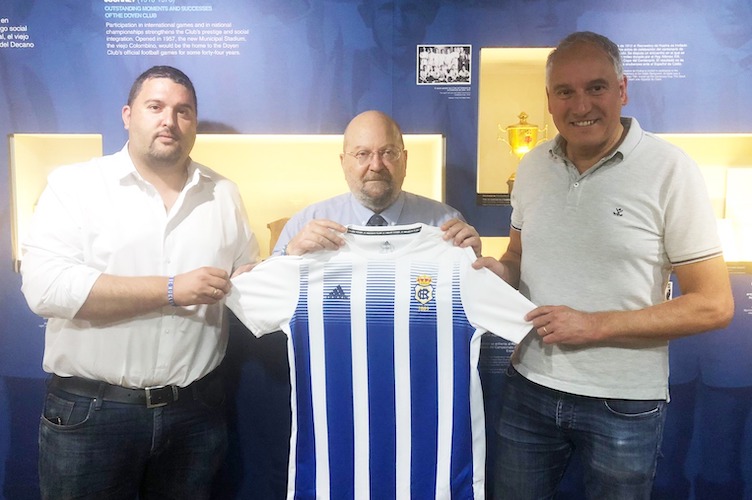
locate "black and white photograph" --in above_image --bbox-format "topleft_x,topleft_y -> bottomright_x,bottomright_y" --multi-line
418,44 -> 471,85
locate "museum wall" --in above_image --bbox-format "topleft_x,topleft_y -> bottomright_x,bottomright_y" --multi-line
1,1 -> 751,498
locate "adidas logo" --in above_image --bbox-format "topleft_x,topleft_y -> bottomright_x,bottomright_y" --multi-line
327,285 -> 348,300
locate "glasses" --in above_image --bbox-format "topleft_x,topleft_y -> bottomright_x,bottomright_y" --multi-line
345,148 -> 403,166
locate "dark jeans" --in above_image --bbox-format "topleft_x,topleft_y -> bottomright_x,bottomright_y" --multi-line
494,366 -> 666,500
39,376 -> 227,500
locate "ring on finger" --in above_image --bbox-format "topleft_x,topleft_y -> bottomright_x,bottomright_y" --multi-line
542,326 -> 548,334
212,288 -> 219,298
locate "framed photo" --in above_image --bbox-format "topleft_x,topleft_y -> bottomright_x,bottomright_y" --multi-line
417,44 -> 471,85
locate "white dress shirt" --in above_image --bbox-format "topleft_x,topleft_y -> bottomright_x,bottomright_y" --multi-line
21,145 -> 259,388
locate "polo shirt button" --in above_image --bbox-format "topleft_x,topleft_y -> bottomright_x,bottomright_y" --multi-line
573,182 -> 580,187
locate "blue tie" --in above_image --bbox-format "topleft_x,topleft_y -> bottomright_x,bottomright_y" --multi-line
367,214 -> 388,226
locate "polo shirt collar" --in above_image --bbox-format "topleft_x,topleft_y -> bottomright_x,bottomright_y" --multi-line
550,117 -> 641,172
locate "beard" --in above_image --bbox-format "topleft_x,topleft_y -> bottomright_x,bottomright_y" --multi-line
146,133 -> 191,166
148,143 -> 184,164
357,180 -> 397,212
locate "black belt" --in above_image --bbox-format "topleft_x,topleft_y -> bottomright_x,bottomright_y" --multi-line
49,370 -> 219,408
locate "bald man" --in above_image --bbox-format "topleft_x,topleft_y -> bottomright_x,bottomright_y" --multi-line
274,110 -> 479,256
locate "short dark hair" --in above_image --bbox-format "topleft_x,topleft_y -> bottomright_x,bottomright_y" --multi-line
127,66 -> 197,113
546,31 -> 624,86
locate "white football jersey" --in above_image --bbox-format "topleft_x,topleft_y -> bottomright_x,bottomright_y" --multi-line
227,224 -> 535,499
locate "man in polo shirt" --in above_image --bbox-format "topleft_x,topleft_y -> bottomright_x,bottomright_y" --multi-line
475,31 -> 734,498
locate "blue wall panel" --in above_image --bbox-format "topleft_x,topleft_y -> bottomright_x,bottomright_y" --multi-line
2,1 -> 751,497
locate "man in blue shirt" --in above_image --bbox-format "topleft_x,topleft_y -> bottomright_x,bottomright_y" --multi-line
273,110 -> 480,256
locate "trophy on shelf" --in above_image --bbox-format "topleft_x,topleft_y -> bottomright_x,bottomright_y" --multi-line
498,112 -> 547,194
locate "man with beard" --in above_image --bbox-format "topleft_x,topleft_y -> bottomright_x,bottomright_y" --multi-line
274,110 -> 479,257
21,66 -> 259,499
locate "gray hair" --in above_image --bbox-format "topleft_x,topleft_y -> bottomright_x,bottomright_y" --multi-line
546,31 -> 624,86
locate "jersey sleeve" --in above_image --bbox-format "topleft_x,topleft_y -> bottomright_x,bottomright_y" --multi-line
460,260 -> 535,343
226,256 -> 301,337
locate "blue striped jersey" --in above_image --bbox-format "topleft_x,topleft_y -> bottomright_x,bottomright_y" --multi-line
227,224 -> 535,499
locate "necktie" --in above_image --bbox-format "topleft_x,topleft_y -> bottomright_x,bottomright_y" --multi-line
367,214 -> 388,226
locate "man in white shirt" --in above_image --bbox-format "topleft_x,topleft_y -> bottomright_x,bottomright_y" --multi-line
20,65 -> 259,500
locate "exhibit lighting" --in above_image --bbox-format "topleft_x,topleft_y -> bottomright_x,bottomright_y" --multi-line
498,112 -> 546,193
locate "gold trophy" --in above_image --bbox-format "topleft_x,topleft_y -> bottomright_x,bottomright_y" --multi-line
498,112 -> 546,194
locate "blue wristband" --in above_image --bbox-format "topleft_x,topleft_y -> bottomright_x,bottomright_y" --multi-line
167,276 -> 177,307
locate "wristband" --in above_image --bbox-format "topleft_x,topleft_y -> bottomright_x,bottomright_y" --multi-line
167,276 -> 177,307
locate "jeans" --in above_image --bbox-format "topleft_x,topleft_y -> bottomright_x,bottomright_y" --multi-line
38,375 -> 228,500
493,366 -> 666,500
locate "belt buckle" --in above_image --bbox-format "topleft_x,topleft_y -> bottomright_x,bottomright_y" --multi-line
145,386 -> 179,408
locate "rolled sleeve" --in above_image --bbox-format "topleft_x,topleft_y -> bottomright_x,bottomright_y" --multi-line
21,259 -> 101,319
20,169 -> 100,319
